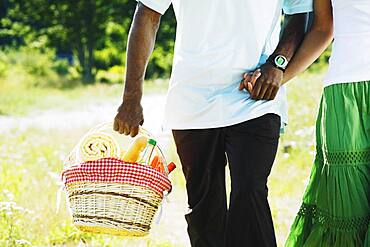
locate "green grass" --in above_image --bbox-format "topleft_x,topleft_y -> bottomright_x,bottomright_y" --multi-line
270,72 -> 323,240
0,72 -> 324,246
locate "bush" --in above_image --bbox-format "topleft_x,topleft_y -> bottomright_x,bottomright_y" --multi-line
0,52 -> 7,78
94,47 -> 123,71
146,45 -> 174,79
52,59 -> 70,76
96,65 -> 125,84
0,47 -> 73,89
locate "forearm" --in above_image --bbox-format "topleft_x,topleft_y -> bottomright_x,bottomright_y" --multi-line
283,28 -> 333,83
246,13 -> 308,100
270,14 -> 309,62
123,3 -> 161,102
282,0 -> 334,83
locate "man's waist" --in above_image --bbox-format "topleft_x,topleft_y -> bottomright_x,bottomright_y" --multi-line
169,69 -> 255,88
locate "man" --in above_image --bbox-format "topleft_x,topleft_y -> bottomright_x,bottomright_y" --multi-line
114,0 -> 312,246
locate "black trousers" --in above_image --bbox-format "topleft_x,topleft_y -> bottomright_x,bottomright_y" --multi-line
172,114 -> 281,247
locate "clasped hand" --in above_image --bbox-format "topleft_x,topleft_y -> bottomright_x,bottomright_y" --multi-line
239,63 -> 284,100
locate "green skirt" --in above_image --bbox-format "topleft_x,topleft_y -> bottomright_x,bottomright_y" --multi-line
286,81 -> 370,247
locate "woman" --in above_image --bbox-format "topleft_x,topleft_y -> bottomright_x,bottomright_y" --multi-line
242,0 -> 370,246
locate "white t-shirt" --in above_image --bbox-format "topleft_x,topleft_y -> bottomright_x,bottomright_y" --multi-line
139,0 -> 313,130
324,0 -> 370,86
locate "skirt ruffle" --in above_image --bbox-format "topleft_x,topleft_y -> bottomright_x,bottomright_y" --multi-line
285,156 -> 370,247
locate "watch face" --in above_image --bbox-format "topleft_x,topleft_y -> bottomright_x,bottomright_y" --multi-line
276,56 -> 286,66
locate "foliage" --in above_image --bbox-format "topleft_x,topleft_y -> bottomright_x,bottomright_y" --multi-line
0,201 -> 33,247
0,0 -> 176,84
0,46 -> 72,89
96,65 -> 125,84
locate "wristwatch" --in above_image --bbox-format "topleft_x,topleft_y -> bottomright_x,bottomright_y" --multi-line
268,54 -> 289,72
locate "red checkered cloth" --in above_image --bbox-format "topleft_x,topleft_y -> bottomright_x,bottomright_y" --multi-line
62,158 -> 172,196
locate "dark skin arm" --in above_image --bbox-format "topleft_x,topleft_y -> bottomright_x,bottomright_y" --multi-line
240,13 -> 309,100
114,3 -> 161,137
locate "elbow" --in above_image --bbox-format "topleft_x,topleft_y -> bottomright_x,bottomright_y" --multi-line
311,21 -> 334,42
324,24 -> 334,41
326,28 -> 334,44
322,27 -> 334,44
136,2 -> 162,30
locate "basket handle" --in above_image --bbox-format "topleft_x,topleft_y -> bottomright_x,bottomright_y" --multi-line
91,122 -> 153,140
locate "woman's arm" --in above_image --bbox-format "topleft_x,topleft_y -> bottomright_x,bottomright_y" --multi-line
241,0 -> 334,91
282,0 -> 334,83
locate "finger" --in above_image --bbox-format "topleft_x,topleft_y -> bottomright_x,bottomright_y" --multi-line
252,78 -> 263,99
258,86 -> 268,100
240,73 -> 251,91
118,123 -> 125,135
242,78 -> 251,93
250,69 -> 261,87
240,78 -> 249,90
263,87 -> 273,100
113,117 -> 120,131
270,87 -> 279,100
245,73 -> 253,82
256,79 -> 269,100
130,126 -> 139,137
123,123 -> 130,135
239,81 -> 245,91
247,82 -> 253,93
244,79 -> 251,91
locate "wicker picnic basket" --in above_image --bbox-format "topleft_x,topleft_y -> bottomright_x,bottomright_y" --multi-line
61,123 -> 172,237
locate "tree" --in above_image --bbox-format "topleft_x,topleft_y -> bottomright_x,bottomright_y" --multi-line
0,0 -> 136,83
47,0 -> 137,83
0,0 -> 176,83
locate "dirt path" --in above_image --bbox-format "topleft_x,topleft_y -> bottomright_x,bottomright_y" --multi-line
0,94 -> 168,135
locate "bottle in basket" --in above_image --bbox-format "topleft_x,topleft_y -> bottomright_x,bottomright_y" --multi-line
140,139 -> 157,165
122,136 -> 148,163
150,156 -> 177,174
150,155 -> 164,173
167,162 -> 176,173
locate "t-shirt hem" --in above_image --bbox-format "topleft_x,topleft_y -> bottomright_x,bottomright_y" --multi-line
137,0 -> 169,15
324,75 -> 370,87
283,4 -> 313,15
163,111 -> 287,131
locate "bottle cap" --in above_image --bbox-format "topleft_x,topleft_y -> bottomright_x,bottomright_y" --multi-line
167,162 -> 176,173
148,139 -> 157,146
